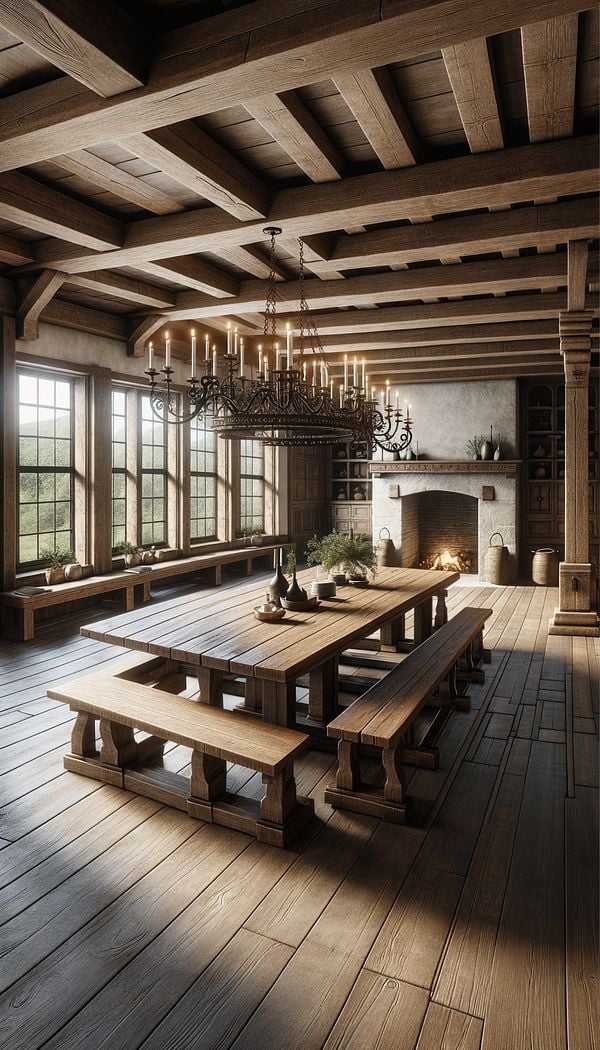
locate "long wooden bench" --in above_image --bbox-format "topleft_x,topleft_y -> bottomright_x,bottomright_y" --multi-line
1,542 -> 291,641
47,672 -> 314,847
324,606 -> 492,824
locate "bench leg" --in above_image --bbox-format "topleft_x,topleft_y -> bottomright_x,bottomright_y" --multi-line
191,750 -> 227,800
336,738 -> 359,791
260,763 -> 297,824
214,565 -> 222,586
197,667 -> 224,707
380,614 -> 405,652
100,719 -> 137,765
382,745 -> 406,804
124,587 -> 135,612
22,607 -> 35,641
246,558 -> 253,576
71,711 -> 96,756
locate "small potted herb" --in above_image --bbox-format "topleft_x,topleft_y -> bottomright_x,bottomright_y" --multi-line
116,540 -> 142,568
306,532 -> 377,589
39,545 -> 74,585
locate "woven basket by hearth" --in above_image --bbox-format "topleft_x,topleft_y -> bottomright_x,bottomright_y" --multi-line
485,532 -> 509,585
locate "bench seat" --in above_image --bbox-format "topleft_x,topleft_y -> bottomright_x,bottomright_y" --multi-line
48,672 -> 314,847
325,606 -> 492,823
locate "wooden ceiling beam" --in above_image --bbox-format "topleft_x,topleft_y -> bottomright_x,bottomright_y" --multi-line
567,239 -> 590,312
218,245 -> 288,281
521,14 -> 579,142
124,122 -> 272,221
0,0 -> 590,171
140,259 -> 239,299
317,321 -> 562,350
342,362 -> 565,384
327,340 -> 560,367
442,38 -> 504,152
40,297 -> 129,340
244,92 -> 345,183
127,314 -> 165,357
169,253 -> 586,321
0,233 -> 34,267
332,67 -> 421,168
66,271 -> 176,309
16,269 -> 66,340
51,150 -> 185,216
31,135 -> 599,274
0,170 -> 123,251
0,0 -> 150,97
318,197 -> 599,271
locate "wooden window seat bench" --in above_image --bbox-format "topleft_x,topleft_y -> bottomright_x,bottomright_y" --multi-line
47,669 -> 314,848
325,606 -> 492,824
1,542 -> 291,641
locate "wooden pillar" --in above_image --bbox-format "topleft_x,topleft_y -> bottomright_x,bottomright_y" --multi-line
89,368 -> 112,574
0,316 -> 17,590
549,309 -> 599,636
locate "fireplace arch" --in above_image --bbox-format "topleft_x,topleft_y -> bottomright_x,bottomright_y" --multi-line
400,489 -> 478,572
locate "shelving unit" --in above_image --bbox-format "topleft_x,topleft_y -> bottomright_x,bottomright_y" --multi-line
521,379 -> 599,574
329,439 -> 372,536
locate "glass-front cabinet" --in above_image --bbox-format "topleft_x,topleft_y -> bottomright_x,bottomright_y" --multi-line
329,439 -> 372,536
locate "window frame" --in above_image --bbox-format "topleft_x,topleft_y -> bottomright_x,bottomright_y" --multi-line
239,438 -> 265,534
189,412 -> 218,543
138,391 -> 168,548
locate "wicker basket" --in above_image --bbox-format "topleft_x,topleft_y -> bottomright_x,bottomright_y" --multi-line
377,527 -> 395,567
531,548 -> 558,586
485,532 -> 510,585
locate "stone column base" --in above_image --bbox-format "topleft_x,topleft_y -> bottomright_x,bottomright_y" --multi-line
548,562 -> 599,635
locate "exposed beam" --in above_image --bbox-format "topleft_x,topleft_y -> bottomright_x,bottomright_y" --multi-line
442,38 -> 504,152
567,239 -> 589,312
128,314 -> 165,357
280,233 -> 343,281
333,67 -> 420,168
32,136 -> 600,274
140,258 -> 239,298
0,0 -> 149,96
168,253 -> 586,321
17,269 -> 66,340
317,321 -> 562,350
0,234 -> 34,267
124,122 -> 272,221
245,92 -> 344,183
0,0 -> 589,170
218,245 -> 288,281
40,297 -> 128,340
313,293 -> 597,334
348,363 -> 565,384
51,150 -> 185,216
332,357 -> 561,380
66,271 -> 176,309
328,340 -> 560,367
521,14 -> 579,142
315,197 -> 599,272
0,171 -> 123,251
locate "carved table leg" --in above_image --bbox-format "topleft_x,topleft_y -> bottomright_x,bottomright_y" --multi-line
244,676 -> 263,713
414,598 -> 433,643
380,614 -> 405,652
100,719 -> 137,766
262,679 -> 296,727
309,657 -> 338,722
434,590 -> 448,629
196,666 -> 224,707
336,738 -> 360,791
190,750 -> 227,800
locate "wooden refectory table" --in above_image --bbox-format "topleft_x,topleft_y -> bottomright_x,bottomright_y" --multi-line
81,566 -> 459,728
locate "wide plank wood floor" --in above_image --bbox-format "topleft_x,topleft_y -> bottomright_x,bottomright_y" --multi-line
0,575 -> 597,1050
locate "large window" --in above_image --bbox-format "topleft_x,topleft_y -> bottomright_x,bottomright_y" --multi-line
190,414 -> 217,541
111,388 -> 127,550
17,371 -> 74,566
239,439 -> 264,532
140,394 -> 167,545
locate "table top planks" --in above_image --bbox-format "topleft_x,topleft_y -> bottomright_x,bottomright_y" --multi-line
81,567 -> 459,683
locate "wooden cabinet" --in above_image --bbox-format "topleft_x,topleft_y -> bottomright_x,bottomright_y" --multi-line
520,378 -> 599,574
329,439 -> 372,536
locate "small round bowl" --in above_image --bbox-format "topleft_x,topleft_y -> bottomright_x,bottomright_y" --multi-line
310,580 -> 337,599
281,596 -> 320,612
254,605 -> 286,622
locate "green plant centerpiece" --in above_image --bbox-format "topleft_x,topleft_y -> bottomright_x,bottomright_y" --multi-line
116,540 -> 142,568
306,531 -> 377,584
465,435 -> 487,461
39,544 -> 74,585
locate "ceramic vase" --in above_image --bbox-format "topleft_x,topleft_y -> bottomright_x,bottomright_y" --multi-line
286,571 -> 307,603
64,562 -> 82,581
480,425 -> 495,461
45,566 -> 66,585
268,551 -> 290,607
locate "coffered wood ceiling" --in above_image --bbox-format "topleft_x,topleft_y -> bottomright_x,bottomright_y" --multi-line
0,0 -> 597,381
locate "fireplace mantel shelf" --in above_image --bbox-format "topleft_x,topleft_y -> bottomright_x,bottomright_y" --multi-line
370,460 -> 520,479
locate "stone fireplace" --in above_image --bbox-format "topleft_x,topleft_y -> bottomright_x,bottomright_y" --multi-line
371,461 -> 519,582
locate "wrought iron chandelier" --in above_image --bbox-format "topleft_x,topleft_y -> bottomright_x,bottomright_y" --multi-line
144,228 -> 413,453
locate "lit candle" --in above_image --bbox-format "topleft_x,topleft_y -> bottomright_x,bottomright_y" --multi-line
303,361 -> 307,382
264,354 -> 269,380
204,333 -> 210,361
234,327 -> 238,356
344,354 -> 348,391
165,331 -> 171,369
353,356 -> 358,387
405,401 -> 409,418
408,403 -> 412,418
365,375 -> 370,400
372,386 -> 377,403
275,341 -> 280,370
212,347 -> 217,376
226,322 -> 231,355
395,389 -> 399,411
320,363 -> 325,387
330,378 -> 334,399
312,359 -> 317,387
191,329 -> 196,378
148,341 -> 154,371
240,337 -> 244,376
286,323 -> 292,369
385,380 -> 391,407
258,345 -> 263,376
339,384 -> 343,408
361,358 -> 366,391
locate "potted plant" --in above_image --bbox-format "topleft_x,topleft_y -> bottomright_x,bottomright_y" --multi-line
249,526 -> 265,546
39,545 -> 74,585
116,540 -> 142,568
306,532 -> 377,586
465,435 -> 486,461
235,526 -> 254,546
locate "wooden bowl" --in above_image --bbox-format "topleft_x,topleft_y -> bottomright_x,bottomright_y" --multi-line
281,596 -> 320,612
253,605 -> 286,622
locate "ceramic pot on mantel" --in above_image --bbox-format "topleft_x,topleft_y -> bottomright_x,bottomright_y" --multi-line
268,551 -> 290,607
480,426 -> 495,461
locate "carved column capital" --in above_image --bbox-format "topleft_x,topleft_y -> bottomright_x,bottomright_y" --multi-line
559,309 -> 594,357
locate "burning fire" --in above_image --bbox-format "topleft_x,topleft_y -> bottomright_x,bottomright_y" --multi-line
421,549 -> 472,572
